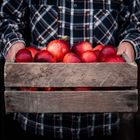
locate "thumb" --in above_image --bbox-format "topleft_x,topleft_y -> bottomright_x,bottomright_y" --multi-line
117,42 -> 135,62
6,42 -> 25,62
117,45 -> 126,55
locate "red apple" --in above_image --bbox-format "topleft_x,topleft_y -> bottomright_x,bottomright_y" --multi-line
41,87 -> 57,91
93,50 -> 100,58
15,48 -> 33,62
80,50 -> 97,63
74,87 -> 92,91
20,87 -> 38,91
72,41 -> 93,56
46,39 -> 70,61
98,45 -> 117,62
93,44 -> 104,51
27,46 -> 39,59
63,52 -> 82,63
34,50 -> 56,62
61,87 -> 73,91
105,55 -> 125,63
40,47 -> 47,51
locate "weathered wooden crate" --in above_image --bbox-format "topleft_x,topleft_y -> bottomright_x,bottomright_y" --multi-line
4,62 -> 138,113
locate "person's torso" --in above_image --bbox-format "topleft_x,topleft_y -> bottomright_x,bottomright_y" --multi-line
24,0 -> 123,48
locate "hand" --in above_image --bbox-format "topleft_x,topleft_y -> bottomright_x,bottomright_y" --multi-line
117,42 -> 135,62
6,42 -> 25,62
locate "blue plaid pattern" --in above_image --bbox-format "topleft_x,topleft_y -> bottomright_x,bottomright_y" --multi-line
13,112 -> 120,139
0,0 -> 140,59
1,0 -> 140,139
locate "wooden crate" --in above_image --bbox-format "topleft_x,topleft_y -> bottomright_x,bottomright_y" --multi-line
4,62 -> 138,113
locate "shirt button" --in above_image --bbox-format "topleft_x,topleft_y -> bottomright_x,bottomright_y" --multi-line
56,127 -> 60,132
74,4 -> 77,8
86,10 -> 89,13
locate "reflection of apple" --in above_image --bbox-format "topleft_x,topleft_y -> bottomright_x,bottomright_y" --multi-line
63,52 -> 82,63
61,87 -> 73,91
20,87 -> 38,91
15,48 -> 33,62
34,50 -> 56,62
72,41 -> 93,56
74,87 -> 92,91
80,50 -> 97,62
47,39 -> 70,61
41,87 -> 57,91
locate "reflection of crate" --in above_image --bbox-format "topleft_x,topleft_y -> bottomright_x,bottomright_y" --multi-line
4,62 -> 138,113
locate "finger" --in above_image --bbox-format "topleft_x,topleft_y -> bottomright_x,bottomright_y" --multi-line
5,43 -> 25,62
6,53 -> 15,62
6,48 -> 17,62
122,52 -> 131,62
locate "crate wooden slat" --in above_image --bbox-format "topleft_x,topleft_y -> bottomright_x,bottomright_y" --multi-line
4,62 -> 138,113
4,63 -> 137,87
5,90 -> 138,113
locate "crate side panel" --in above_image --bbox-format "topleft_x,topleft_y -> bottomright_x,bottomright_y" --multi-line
4,63 -> 137,88
5,90 -> 138,113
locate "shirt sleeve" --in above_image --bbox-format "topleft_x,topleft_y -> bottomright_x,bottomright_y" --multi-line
0,0 -> 27,58
118,0 -> 140,61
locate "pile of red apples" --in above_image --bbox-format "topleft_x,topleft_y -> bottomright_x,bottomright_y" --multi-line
15,39 -> 125,63
15,39 -> 125,91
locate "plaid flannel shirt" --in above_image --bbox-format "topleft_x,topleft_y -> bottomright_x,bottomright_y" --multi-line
1,0 -> 140,139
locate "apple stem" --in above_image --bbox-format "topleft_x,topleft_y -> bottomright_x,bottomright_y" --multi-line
60,36 -> 69,41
